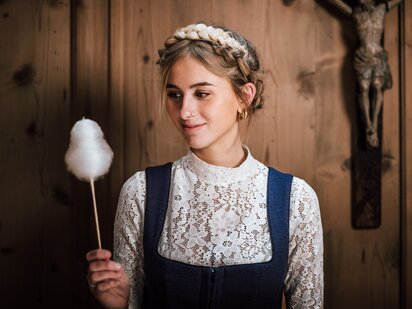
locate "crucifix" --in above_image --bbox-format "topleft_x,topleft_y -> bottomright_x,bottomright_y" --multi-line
327,0 -> 402,228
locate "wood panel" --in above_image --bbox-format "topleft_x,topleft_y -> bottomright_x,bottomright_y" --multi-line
379,4 -> 401,308
240,0 -> 318,184
0,0 -> 72,307
403,0 -> 412,307
314,2 -> 354,307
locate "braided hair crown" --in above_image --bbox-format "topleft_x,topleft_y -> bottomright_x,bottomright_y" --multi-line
173,23 -> 249,57
157,23 -> 264,112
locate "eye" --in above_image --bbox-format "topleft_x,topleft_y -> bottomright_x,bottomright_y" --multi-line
166,91 -> 182,101
195,91 -> 209,99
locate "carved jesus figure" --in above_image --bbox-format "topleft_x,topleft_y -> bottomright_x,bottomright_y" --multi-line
328,0 -> 402,147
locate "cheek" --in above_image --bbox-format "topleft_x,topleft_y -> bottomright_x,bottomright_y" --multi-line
221,95 -> 241,119
207,103 -> 238,127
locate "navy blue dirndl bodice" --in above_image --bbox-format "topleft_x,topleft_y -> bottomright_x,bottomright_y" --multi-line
143,162 -> 292,309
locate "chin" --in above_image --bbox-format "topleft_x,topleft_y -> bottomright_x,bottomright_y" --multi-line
186,141 -> 207,150
184,137 -> 211,151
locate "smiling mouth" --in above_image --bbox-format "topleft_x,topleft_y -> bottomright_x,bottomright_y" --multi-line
182,123 -> 205,133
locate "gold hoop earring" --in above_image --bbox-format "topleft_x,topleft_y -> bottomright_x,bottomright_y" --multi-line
239,110 -> 248,120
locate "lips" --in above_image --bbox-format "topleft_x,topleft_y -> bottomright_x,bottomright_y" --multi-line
182,123 -> 205,133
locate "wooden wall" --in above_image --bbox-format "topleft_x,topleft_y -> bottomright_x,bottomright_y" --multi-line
403,1 -> 412,308
0,0 -> 75,307
0,0 -> 411,308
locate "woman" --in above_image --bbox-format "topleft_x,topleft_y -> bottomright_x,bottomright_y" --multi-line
86,23 -> 323,309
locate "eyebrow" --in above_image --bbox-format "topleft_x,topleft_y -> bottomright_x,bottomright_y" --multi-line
166,82 -> 215,89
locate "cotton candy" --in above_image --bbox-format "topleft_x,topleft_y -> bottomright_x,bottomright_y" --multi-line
65,119 -> 114,181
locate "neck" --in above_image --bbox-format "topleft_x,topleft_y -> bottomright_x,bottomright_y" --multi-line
191,139 -> 246,168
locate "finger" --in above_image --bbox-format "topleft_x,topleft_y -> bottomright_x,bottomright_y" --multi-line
86,249 -> 112,262
95,279 -> 121,293
89,260 -> 122,273
89,269 -> 122,283
86,249 -> 112,261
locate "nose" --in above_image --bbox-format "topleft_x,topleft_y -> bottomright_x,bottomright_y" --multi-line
179,95 -> 197,120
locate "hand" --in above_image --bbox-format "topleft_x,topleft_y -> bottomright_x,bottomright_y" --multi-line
86,249 -> 130,309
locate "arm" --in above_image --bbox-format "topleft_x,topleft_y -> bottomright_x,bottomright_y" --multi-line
386,0 -> 402,11
113,171 -> 147,309
327,0 -> 352,16
284,178 -> 324,308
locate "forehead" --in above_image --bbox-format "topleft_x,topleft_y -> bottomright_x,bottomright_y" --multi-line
168,55 -> 214,77
167,55 -> 229,86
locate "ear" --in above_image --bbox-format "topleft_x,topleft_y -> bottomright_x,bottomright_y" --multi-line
237,82 -> 256,112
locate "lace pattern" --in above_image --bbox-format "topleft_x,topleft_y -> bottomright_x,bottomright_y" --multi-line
113,148 -> 323,309
113,172 -> 146,309
159,151 -> 272,266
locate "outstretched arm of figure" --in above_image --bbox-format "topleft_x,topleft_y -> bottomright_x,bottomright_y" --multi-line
327,0 -> 352,16
386,0 -> 403,11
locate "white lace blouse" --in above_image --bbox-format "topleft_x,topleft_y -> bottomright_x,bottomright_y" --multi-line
113,147 -> 324,308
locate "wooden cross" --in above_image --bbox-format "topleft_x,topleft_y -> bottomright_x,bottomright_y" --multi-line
327,0 -> 402,228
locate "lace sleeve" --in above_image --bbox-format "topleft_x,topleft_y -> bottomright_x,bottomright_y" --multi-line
113,171 -> 146,309
284,178 -> 324,308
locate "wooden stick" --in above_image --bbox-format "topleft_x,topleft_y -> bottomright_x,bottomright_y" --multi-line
89,178 -> 102,249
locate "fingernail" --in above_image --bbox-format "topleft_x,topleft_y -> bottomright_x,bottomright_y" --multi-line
113,262 -> 121,270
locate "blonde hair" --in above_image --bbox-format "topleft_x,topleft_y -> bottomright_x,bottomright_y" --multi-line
157,23 -> 264,115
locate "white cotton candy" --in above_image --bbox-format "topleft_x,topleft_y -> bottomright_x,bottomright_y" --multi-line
64,118 -> 114,181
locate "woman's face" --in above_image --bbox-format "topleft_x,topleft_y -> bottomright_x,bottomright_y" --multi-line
165,55 -> 242,152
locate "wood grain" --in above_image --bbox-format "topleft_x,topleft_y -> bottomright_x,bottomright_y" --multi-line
314,3 -> 356,307
403,0 -> 412,307
0,0 -> 72,307
379,4 -> 401,308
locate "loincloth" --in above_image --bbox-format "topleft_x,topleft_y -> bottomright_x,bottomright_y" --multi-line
354,47 -> 393,89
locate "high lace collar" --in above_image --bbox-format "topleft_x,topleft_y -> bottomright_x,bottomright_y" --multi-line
183,145 -> 257,184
